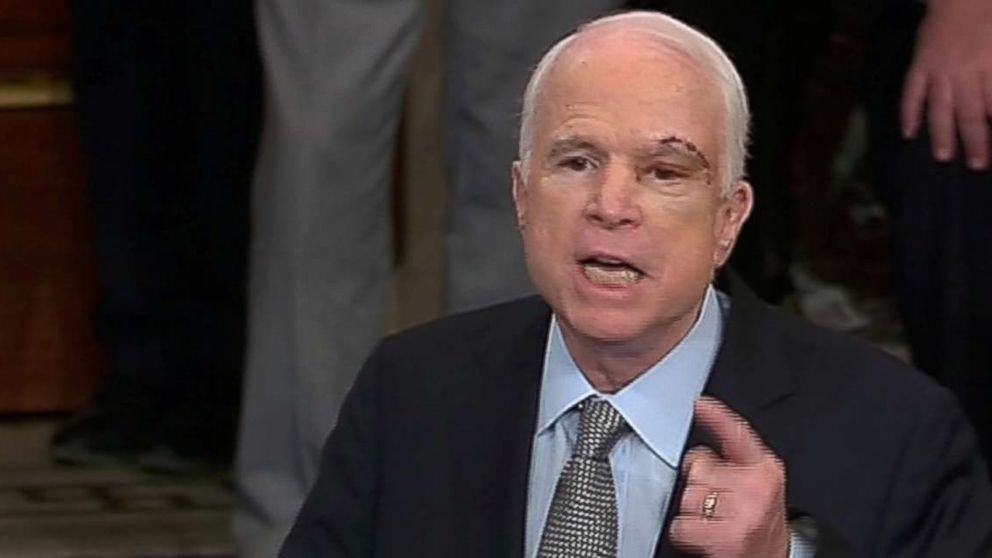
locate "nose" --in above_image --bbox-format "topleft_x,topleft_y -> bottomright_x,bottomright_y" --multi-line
584,163 -> 642,229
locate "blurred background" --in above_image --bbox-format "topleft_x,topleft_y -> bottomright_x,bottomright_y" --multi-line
2,1 -> 454,555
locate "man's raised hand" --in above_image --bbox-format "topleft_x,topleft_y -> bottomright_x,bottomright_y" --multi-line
668,397 -> 790,558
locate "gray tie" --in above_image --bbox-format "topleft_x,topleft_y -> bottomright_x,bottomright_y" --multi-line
538,398 -> 630,558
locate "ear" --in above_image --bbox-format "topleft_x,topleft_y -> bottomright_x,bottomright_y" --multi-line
511,160 -> 528,230
712,180 -> 753,268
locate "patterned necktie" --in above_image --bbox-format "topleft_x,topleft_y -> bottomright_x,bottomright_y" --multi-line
537,398 -> 630,558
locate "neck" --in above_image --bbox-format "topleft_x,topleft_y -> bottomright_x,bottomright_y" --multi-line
559,297 -> 705,394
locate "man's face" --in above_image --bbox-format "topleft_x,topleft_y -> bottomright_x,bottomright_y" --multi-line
513,31 -> 751,350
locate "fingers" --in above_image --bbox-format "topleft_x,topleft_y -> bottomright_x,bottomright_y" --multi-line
901,66 -> 929,139
955,75 -> 991,170
927,74 -> 957,162
668,516 -> 711,555
917,73 -> 992,170
682,445 -> 721,482
693,397 -> 764,465
906,74 -> 992,169
985,72 -> 992,121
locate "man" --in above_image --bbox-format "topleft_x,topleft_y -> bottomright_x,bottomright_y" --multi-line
281,11 -> 992,557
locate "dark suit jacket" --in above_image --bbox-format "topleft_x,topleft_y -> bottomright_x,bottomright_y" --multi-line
280,276 -> 992,557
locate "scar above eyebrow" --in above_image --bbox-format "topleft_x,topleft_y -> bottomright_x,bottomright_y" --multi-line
651,136 -> 712,171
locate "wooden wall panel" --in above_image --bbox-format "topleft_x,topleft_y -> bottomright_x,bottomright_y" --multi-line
0,0 -> 70,71
0,108 -> 102,412
0,0 -> 103,413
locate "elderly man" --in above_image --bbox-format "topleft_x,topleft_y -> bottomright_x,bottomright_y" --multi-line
280,11 -> 992,557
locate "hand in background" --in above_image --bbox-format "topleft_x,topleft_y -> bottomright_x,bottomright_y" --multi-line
901,0 -> 992,171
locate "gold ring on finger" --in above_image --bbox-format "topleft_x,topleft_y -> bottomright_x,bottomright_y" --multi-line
702,491 -> 719,520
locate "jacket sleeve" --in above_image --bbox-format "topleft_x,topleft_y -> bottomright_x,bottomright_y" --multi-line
279,343 -> 384,557
873,387 -> 992,557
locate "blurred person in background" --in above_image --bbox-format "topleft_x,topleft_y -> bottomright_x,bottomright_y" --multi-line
865,0 -> 992,465
234,1 -> 623,556
55,0 -> 260,472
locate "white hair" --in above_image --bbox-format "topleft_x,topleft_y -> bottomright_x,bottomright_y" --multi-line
518,11 -> 750,193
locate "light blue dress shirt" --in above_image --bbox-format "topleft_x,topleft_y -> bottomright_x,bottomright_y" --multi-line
525,285 -> 814,557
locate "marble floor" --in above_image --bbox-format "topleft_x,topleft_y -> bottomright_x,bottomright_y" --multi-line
0,419 -> 233,558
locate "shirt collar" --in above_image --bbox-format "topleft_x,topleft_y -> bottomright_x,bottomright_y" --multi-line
536,285 -> 723,467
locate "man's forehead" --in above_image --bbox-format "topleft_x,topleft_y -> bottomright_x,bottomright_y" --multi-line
532,34 -> 722,151
537,28 -> 718,114
554,26 -> 705,82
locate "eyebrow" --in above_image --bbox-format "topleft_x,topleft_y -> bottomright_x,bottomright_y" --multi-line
643,136 -> 712,170
545,136 -> 605,161
543,134 -> 713,183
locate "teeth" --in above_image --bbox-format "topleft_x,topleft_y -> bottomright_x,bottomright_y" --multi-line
582,263 -> 641,286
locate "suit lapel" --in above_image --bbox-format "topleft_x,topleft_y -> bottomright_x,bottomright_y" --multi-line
446,298 -> 549,557
654,423 -> 714,558
655,273 -> 798,558
442,275 -> 802,557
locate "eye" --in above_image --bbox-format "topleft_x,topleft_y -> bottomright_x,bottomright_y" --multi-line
559,156 -> 594,172
649,166 -> 682,181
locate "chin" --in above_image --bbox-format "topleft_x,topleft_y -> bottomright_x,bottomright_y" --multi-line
559,304 -> 651,346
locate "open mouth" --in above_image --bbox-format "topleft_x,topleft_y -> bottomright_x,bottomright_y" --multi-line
578,255 -> 645,287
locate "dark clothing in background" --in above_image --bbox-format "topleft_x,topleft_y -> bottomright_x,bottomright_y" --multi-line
633,0 -> 992,465
68,0 -> 260,462
630,0 -> 835,303
865,1 -> 992,461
